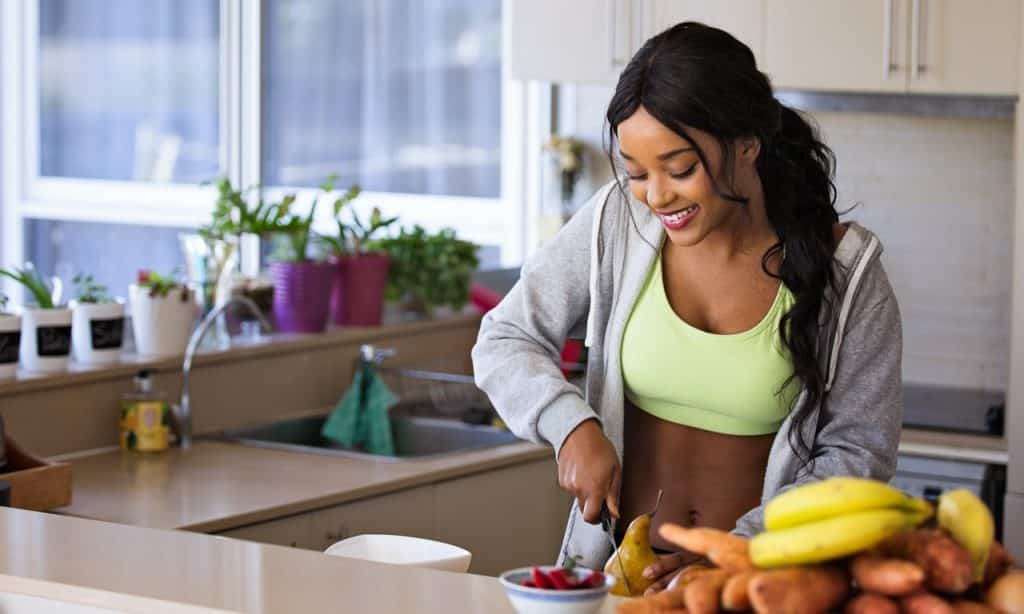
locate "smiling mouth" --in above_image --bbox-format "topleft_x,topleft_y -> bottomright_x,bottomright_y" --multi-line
659,205 -> 698,223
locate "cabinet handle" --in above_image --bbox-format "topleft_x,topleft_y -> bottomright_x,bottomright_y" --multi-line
911,0 -> 927,77
883,0 -> 900,78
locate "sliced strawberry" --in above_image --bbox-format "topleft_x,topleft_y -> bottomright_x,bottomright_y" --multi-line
520,579 -> 536,588
579,571 -> 606,589
548,568 -> 577,590
531,567 -> 554,589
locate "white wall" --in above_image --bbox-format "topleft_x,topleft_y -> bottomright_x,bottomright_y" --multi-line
564,85 -> 1014,392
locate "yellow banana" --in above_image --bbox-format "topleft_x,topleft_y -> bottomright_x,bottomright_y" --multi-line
937,489 -> 994,582
764,477 -> 931,531
751,508 -> 927,568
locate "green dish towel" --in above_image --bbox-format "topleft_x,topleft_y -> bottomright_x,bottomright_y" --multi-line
321,364 -> 397,456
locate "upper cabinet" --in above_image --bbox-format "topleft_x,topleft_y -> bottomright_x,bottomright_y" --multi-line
642,1 -> 765,66
505,0 -> 640,84
506,0 -> 1019,96
763,0 -> 1019,95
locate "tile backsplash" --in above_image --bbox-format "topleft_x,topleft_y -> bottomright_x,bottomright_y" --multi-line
569,85 -> 1012,391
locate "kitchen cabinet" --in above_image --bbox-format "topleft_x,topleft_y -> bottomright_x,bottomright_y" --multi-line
764,0 -> 1018,95
505,0 -> 639,83
434,459 -> 569,576
218,513 -> 313,550
309,486 -> 437,553
641,0 -> 764,64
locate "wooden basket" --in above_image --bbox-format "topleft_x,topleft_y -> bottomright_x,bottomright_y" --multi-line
0,436 -> 71,511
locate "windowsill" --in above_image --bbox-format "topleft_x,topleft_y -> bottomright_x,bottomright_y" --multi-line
0,310 -> 483,397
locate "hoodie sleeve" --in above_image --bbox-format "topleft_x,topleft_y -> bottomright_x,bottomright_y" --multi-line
471,188 -> 611,457
734,259 -> 904,537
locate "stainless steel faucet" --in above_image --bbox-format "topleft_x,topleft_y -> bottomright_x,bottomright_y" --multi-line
175,296 -> 273,449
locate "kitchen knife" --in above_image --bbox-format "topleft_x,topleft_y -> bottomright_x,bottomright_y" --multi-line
601,506 -> 631,595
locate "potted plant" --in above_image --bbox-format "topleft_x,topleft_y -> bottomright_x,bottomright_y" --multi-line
0,265 -> 72,373
129,270 -> 195,358
70,274 -> 125,366
371,226 -> 480,319
267,182 -> 335,333
0,292 -> 20,379
319,180 -> 398,326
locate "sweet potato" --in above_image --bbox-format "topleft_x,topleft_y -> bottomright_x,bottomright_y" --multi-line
879,529 -> 974,595
683,568 -> 731,614
667,563 -> 712,591
901,592 -> 955,614
710,548 -> 755,573
950,601 -> 998,614
844,592 -> 900,614
986,570 -> 1024,614
722,570 -> 757,611
659,524 -> 749,557
852,553 -> 926,596
983,542 -> 1016,588
748,565 -> 850,614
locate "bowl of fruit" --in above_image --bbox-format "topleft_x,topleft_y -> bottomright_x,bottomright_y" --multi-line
498,565 -> 616,614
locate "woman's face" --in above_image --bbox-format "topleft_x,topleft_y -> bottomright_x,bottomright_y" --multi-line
616,106 -> 759,247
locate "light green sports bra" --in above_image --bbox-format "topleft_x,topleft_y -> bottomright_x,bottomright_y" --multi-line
621,254 -> 800,436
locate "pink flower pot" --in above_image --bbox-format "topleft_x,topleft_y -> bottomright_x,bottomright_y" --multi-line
329,252 -> 390,326
271,261 -> 335,333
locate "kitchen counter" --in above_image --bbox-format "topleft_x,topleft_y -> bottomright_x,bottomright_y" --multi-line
56,438 -> 550,533
0,506 -> 560,613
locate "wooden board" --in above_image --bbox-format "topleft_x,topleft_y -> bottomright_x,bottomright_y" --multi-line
0,437 -> 71,511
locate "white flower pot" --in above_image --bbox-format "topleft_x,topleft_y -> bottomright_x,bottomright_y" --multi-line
0,313 -> 21,379
71,300 -> 126,366
129,284 -> 195,359
19,307 -> 73,374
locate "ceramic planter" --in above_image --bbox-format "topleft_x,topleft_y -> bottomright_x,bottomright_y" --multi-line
129,284 -> 195,358
19,307 -> 73,373
270,261 -> 334,333
329,252 -> 390,326
0,314 -> 21,379
70,300 -> 126,366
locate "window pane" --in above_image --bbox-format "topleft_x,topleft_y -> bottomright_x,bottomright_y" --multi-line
25,220 -> 187,300
261,0 -> 502,197
39,0 -> 220,182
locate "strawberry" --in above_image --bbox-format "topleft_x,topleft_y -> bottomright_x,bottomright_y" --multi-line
548,568 -> 577,590
520,579 -> 536,588
531,567 -> 554,590
579,571 -> 606,589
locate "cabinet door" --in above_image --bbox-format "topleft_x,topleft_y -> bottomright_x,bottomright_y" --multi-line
435,459 -> 570,576
643,0 -> 764,65
217,513 -> 313,550
505,0 -> 636,83
764,0 -> 910,92
309,486 -> 436,553
907,0 -> 1019,95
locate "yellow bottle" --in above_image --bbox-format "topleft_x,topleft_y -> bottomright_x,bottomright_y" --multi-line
119,370 -> 170,452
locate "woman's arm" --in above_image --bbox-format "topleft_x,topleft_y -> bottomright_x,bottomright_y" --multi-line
734,260 -> 903,537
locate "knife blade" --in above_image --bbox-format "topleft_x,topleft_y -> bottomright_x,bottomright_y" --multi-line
601,506 -> 631,596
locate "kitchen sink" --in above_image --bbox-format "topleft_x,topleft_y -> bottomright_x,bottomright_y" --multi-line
213,409 -> 520,461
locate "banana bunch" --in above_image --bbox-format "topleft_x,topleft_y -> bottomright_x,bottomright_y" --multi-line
751,477 -> 933,568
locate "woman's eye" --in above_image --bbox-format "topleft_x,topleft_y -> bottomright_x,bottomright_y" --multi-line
627,173 -> 647,181
671,163 -> 698,179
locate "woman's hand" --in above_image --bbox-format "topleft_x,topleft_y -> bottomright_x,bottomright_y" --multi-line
642,552 -> 703,595
557,419 -> 621,524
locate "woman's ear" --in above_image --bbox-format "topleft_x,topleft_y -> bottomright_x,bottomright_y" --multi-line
738,137 -> 761,164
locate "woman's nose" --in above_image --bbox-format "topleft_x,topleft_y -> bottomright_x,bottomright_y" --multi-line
647,177 -> 675,209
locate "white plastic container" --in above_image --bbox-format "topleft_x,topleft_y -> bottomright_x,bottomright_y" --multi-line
323,534 -> 472,573
19,307 -> 73,373
128,284 -> 195,358
71,300 -> 125,366
0,313 -> 21,379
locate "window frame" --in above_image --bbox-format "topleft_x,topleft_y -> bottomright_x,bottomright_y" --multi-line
1,0 -> 535,297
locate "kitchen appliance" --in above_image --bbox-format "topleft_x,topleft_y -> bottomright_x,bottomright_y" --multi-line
902,383 -> 1004,436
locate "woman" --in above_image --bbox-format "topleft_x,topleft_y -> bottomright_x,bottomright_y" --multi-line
472,22 -> 902,592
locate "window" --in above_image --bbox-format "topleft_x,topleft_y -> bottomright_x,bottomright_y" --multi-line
3,0 -> 526,299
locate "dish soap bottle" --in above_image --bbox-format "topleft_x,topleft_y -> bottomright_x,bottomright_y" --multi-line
120,369 -> 170,452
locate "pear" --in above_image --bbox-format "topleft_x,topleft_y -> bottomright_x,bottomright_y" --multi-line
605,491 -> 663,597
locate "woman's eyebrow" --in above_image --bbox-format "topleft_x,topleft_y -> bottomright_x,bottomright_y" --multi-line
619,146 -> 695,161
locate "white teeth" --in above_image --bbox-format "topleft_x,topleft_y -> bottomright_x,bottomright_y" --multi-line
663,206 -> 696,222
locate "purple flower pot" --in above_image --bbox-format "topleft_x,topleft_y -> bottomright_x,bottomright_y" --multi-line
270,261 -> 335,333
329,252 -> 390,326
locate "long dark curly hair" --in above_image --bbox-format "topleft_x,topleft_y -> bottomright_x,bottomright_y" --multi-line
605,21 -> 840,462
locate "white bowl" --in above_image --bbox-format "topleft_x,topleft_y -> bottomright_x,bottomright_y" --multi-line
499,566 -> 616,614
323,534 -> 472,573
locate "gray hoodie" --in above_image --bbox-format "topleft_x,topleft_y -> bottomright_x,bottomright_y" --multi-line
472,180 -> 903,569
